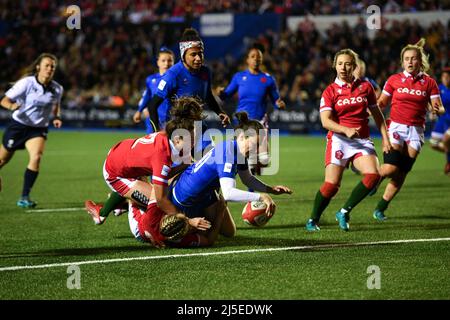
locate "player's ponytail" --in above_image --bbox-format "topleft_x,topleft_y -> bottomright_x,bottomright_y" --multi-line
160,213 -> 190,241
165,96 -> 205,140
170,96 -> 205,121
234,111 -> 264,133
180,28 -> 201,42
400,38 -> 430,73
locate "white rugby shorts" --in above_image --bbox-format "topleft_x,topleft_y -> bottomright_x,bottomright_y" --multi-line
388,121 -> 424,152
325,133 -> 376,167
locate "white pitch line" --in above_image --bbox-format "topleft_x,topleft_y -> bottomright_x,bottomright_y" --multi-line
25,207 -> 84,213
1,237 -> 450,272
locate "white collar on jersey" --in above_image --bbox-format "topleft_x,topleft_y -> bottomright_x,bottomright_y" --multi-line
334,77 -> 359,88
403,70 -> 424,79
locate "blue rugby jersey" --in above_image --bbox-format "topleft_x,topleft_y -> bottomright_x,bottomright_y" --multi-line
171,139 -> 248,207
137,72 -> 170,132
220,70 -> 280,120
155,61 -> 211,107
439,83 -> 450,118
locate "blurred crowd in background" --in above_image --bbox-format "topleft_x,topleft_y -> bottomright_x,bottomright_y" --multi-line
0,0 -> 448,113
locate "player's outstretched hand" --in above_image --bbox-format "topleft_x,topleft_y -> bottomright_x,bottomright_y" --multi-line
219,112 -> 231,127
276,98 -> 286,110
260,193 -> 276,217
53,119 -> 62,128
189,217 -> 212,231
271,185 -> 293,195
133,111 -> 142,123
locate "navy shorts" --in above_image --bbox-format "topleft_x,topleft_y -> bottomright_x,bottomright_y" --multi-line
169,177 -> 219,218
2,120 -> 48,151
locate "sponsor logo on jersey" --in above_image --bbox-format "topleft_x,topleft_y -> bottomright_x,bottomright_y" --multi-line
243,76 -> 247,81
151,78 -> 156,83
260,77 -> 267,83
224,163 -> 232,173
396,87 -> 427,96
158,80 -> 166,91
336,96 -> 368,106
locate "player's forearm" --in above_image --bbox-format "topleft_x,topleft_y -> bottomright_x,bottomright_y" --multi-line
156,196 -> 180,215
220,177 -> 260,202
206,90 -> 225,115
321,116 -> 349,135
239,170 -> 271,193
0,96 -> 15,110
138,92 -> 151,112
147,95 -> 163,131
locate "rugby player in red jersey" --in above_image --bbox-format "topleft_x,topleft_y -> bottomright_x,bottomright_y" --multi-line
127,194 -> 228,248
84,97 -> 209,233
305,49 -> 391,232
372,39 -> 445,221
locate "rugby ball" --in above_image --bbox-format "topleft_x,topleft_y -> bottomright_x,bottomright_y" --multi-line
242,201 -> 271,227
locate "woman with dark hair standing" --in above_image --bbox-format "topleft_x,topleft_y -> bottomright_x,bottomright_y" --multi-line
145,28 -> 230,133
0,53 -> 63,208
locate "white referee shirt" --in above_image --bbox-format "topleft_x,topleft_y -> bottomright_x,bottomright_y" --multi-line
5,76 -> 63,128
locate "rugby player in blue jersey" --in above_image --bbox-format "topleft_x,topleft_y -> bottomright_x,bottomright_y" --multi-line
145,28 -> 230,133
133,47 -> 175,133
429,67 -> 450,174
168,112 -> 292,236
218,45 -> 286,175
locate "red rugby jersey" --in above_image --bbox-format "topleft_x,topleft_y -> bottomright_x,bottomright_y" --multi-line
133,202 -> 166,244
320,77 -> 378,138
105,132 -> 174,186
382,71 -> 440,127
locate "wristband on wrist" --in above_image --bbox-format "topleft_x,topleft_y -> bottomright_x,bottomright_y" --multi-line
53,116 -> 62,121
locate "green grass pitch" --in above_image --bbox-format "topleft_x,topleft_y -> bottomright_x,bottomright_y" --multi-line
0,130 -> 449,299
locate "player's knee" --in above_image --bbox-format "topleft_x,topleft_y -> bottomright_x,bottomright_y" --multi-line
29,152 -> 43,166
0,158 -> 9,168
319,182 -> 339,199
362,173 -> 381,189
400,155 -> 416,173
383,149 -> 403,168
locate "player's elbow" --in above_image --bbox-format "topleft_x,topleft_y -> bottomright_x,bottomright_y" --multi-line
221,189 -> 234,202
